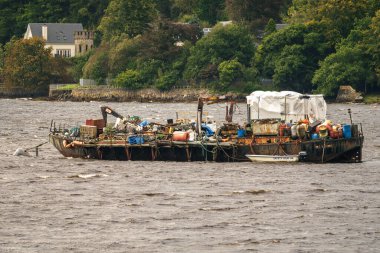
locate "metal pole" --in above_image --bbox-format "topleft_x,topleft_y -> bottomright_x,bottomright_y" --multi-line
284,95 -> 287,122
258,97 -> 260,120
247,104 -> 251,123
348,108 -> 352,125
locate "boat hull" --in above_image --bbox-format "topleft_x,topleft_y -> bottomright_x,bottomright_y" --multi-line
49,133 -> 364,163
246,154 -> 299,162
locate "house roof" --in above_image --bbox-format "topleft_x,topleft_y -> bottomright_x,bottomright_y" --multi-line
27,23 -> 83,44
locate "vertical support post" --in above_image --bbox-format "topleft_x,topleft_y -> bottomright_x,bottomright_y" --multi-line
186,146 -> 191,162
247,104 -> 251,123
196,98 -> 203,137
151,146 -> 156,161
125,147 -> 131,160
258,97 -> 260,119
284,95 -> 287,122
348,108 -> 352,125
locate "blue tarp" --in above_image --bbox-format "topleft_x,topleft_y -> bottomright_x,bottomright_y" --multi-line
201,124 -> 214,137
128,136 -> 144,144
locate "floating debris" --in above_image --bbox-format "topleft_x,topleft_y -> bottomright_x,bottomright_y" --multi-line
68,173 -> 109,179
13,148 -> 30,157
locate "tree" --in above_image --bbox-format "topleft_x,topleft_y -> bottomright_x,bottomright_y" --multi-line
255,22 -> 334,92
286,0 -> 371,38
98,0 -> 157,41
312,10 -> 380,96
3,38 -> 53,94
218,59 -> 243,90
83,45 -> 110,84
225,0 -> 290,31
0,0 -> 25,44
273,45 -> 309,91
264,19 -> 277,36
255,24 -> 308,78
68,52 -> 93,82
113,69 -> 144,89
107,20 -> 199,88
195,0 -> 225,25
184,24 -> 255,84
68,0 -> 110,28
312,47 -> 372,96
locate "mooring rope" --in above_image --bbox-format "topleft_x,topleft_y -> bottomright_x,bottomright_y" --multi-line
321,138 -> 326,163
25,141 -> 49,152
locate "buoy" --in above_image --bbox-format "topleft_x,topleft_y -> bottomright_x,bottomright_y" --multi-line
13,148 -> 30,156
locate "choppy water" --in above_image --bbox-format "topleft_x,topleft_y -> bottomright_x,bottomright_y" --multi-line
0,99 -> 379,253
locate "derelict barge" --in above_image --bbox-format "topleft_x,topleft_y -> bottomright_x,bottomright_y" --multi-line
49,92 -> 364,163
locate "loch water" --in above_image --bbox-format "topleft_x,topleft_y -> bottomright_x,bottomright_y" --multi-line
0,99 -> 379,252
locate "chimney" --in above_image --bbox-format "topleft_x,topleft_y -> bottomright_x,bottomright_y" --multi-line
42,24 -> 48,41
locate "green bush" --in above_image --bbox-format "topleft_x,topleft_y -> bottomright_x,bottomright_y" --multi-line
155,70 -> 179,90
113,69 -> 144,89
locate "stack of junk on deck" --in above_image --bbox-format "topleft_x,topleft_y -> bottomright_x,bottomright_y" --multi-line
49,91 -> 364,163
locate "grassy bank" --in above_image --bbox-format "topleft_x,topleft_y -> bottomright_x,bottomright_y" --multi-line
363,93 -> 380,104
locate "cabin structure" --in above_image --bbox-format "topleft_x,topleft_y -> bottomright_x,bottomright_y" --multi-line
24,23 -> 93,57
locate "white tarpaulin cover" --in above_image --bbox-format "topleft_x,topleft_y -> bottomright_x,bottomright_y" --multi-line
246,91 -> 327,122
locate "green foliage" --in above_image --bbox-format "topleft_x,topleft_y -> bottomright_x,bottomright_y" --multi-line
226,0 -> 290,31
312,47 -> 372,96
57,84 -> 80,90
155,70 -> 180,90
312,11 -> 380,96
273,44 -> 308,91
113,69 -> 144,89
3,38 -> 53,93
286,0 -> 371,37
50,57 -> 75,84
255,22 -> 334,92
264,19 -> 277,36
108,37 -> 141,77
218,59 -> 243,89
83,46 -> 109,84
68,0 -> 109,29
195,0 -> 225,25
67,52 -> 93,81
1,0 -> 377,97
185,24 -> 255,83
0,0 -> 109,45
98,0 -> 157,41
363,93 -> 380,104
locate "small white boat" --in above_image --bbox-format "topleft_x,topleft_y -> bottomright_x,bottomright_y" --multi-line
246,154 -> 299,162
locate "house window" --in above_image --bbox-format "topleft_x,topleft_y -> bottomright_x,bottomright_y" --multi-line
79,45 -> 82,53
56,49 -> 71,58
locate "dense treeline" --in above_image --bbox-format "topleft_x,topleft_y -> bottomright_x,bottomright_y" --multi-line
0,0 -> 379,96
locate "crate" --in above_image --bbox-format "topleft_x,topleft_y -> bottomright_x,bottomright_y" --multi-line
80,125 -> 97,138
85,119 -> 105,129
251,119 -> 280,135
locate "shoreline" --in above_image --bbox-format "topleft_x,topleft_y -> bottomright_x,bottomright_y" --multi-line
47,87 -> 248,103
1,86 -> 379,104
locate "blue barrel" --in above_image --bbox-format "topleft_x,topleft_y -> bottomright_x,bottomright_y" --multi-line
342,125 -> 352,139
311,133 -> 319,140
237,129 -> 246,138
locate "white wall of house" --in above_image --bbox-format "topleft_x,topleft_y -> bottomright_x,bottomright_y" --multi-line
46,44 -> 76,57
24,27 -> 32,39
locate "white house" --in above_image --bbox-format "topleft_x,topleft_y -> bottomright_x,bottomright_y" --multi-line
24,23 -> 94,57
